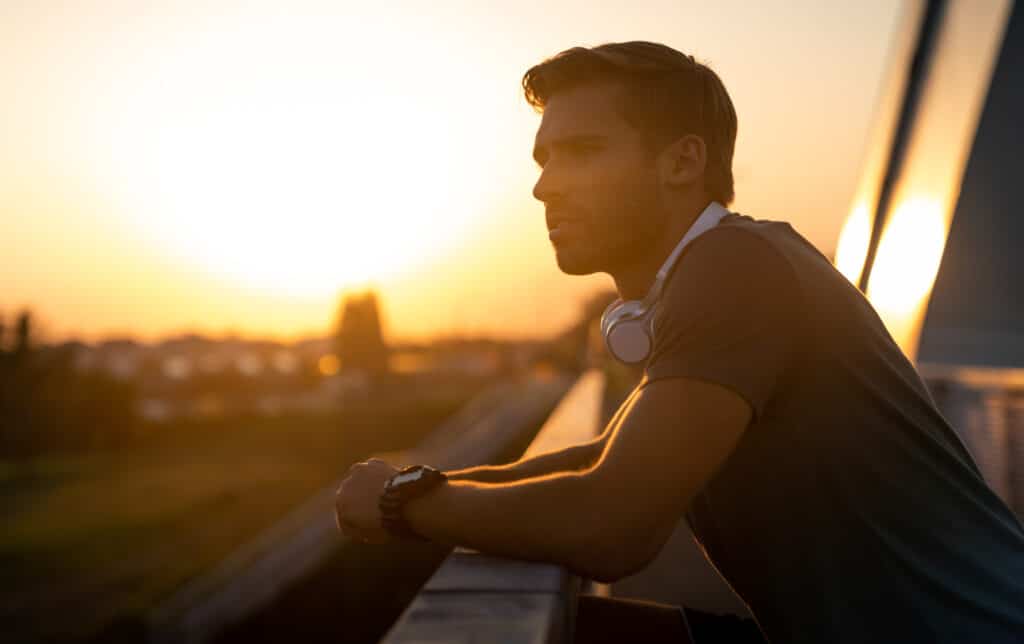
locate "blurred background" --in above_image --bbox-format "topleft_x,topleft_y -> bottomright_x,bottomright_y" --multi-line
2,1 -> 1021,642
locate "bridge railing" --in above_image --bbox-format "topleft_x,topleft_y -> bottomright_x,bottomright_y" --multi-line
380,369 -> 608,644
920,363 -> 1024,518
147,371 -> 573,644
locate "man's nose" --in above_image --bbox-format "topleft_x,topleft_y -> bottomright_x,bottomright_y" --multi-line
532,165 -> 562,204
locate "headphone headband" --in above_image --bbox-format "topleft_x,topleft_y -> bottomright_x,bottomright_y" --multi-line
644,201 -> 730,306
601,201 -> 730,364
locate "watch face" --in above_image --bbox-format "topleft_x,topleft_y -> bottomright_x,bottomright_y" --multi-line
391,469 -> 423,486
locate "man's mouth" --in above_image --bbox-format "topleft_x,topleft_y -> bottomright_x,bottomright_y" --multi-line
547,213 -> 579,228
546,209 -> 579,228
548,220 -> 577,242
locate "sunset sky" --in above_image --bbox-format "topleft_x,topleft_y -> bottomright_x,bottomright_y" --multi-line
0,0 -> 906,344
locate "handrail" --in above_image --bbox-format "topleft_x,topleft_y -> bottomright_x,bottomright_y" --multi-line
147,373 -> 573,644
380,368 -> 607,644
919,363 -> 1024,517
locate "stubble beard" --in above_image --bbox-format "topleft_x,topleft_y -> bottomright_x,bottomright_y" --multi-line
551,168 -> 666,276
589,178 -> 667,277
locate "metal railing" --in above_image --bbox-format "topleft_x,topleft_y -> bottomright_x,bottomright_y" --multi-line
380,369 -> 607,643
147,372 -> 573,643
921,363 -> 1024,517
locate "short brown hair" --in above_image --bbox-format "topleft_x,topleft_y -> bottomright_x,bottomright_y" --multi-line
523,41 -> 738,205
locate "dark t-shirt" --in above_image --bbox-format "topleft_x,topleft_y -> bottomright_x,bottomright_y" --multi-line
642,212 -> 1024,643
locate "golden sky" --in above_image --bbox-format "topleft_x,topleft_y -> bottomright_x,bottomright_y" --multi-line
0,0 -> 905,343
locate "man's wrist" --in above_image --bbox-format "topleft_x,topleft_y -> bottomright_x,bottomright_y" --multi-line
446,466 -> 505,484
402,479 -> 459,545
379,465 -> 448,541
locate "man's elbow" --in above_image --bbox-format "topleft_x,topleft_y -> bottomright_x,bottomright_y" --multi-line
570,528 -> 656,584
579,559 -> 642,584
577,552 -> 651,584
565,474 -> 666,583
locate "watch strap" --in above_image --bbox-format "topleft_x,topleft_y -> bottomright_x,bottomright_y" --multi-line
379,465 -> 447,541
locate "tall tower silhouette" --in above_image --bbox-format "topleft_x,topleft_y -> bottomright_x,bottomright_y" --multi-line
334,291 -> 389,377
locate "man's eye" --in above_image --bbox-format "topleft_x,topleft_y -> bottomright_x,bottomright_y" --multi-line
534,143 -> 599,168
554,146 -> 591,161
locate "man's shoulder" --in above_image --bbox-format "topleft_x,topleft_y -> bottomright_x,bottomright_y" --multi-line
676,212 -> 835,290
713,212 -> 801,250
650,213 -> 807,342
671,213 -> 801,286
653,214 -> 804,325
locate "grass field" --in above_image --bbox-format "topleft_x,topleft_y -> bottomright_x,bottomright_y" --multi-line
1,393 -> 475,643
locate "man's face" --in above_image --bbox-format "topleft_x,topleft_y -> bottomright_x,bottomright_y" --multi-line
532,82 -> 667,276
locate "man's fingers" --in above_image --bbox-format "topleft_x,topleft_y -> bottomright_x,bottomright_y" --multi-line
333,498 -> 367,541
334,494 -> 355,536
342,521 -> 370,543
342,458 -> 389,480
336,511 -> 358,539
334,505 -> 379,543
333,459 -> 393,543
334,512 -> 385,545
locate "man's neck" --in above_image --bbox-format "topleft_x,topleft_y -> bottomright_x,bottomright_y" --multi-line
612,198 -> 714,301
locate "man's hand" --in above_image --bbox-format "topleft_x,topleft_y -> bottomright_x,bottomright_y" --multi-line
334,458 -> 399,544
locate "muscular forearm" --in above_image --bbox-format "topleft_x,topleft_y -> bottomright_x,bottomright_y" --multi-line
403,471 -> 624,581
444,387 -> 640,485
445,441 -> 601,484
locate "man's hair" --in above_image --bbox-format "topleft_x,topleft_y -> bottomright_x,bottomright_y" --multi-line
522,41 -> 738,205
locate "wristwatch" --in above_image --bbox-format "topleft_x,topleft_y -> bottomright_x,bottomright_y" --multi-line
379,464 -> 448,541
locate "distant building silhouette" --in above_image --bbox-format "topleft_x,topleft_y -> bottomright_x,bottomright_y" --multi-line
334,291 -> 389,379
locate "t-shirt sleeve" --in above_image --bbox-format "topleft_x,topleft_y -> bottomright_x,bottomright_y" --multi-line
643,227 -> 803,420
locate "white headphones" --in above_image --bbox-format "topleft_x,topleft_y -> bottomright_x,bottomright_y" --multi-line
600,201 -> 730,365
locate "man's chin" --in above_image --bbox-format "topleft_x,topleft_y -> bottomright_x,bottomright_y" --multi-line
553,248 -> 600,276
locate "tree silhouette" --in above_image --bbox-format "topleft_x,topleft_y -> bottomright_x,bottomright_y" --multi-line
15,311 -> 30,356
0,309 -> 139,457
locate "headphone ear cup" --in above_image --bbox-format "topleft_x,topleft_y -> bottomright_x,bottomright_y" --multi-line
606,317 -> 653,364
600,298 -> 623,338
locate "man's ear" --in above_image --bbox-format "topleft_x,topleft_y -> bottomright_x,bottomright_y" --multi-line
657,134 -> 707,188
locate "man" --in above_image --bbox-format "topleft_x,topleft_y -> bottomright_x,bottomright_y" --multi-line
335,41 -> 1024,643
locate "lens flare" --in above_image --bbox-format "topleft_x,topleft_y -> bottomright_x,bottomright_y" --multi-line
834,202 -> 873,286
866,197 -> 946,350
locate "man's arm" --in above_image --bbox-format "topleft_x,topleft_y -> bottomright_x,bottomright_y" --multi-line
444,386 -> 641,484
402,377 -> 750,583
444,439 -> 603,484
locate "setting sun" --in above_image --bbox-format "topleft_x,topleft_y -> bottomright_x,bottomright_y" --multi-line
0,1 -> 908,341
77,11 -> 493,297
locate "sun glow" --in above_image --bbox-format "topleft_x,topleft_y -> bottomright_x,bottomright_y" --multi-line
1,1 -> 921,341
80,11 -> 491,297
840,0 -> 1011,363
868,198 -> 946,313
834,202 -> 873,286
866,197 -> 947,349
